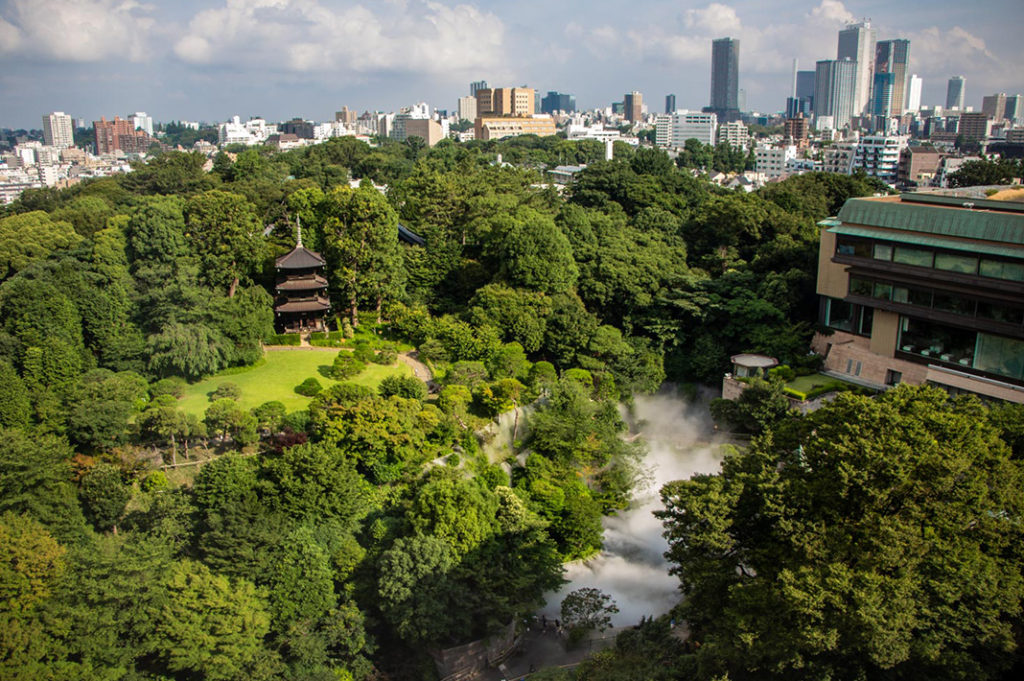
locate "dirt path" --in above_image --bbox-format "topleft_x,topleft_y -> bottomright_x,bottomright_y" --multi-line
398,351 -> 435,389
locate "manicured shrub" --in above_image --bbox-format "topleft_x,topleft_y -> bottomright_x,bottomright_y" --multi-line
209,382 -> 241,401
331,353 -> 366,379
378,375 -> 427,401
151,376 -> 187,399
295,377 -> 323,396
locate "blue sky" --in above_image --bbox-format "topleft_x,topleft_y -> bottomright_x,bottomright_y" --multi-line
1,0 -> 1021,129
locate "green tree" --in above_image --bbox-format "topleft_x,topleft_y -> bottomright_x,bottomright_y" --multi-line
184,190 -> 268,297
0,360 -> 31,428
79,463 -> 131,534
561,587 -> 619,636
658,386 -> 1024,680
148,322 -> 232,380
486,207 -> 578,294
0,211 -> 83,280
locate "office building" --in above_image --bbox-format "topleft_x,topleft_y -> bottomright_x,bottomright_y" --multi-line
874,39 -> 910,116
982,93 -> 1007,121
335,107 -> 358,125
654,111 -> 717,147
837,21 -> 876,115
665,94 -> 676,114
402,119 -> 445,147
280,118 -> 314,139
541,91 -> 576,115
907,75 -> 922,112
1004,95 -> 1023,123
958,112 -> 992,141
946,76 -> 966,110
815,58 -> 857,129
474,115 -> 556,141
41,112 -> 74,148
470,80 -> 488,96
128,112 -> 154,136
710,37 -> 740,121
797,70 -> 816,111
475,87 -> 534,117
457,96 -> 477,122
811,192 -> 1024,403
784,115 -> 809,142
624,91 -> 643,123
94,116 -> 141,154
872,72 -> 896,120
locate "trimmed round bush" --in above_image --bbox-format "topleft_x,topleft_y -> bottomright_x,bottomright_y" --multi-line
151,377 -> 187,399
332,353 -> 366,379
209,382 -> 241,401
295,377 -> 323,396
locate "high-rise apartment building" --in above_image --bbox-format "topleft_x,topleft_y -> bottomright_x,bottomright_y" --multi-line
470,80 -> 488,96
710,37 -> 740,121
872,72 -> 896,119
654,111 -> 717,147
457,96 -> 477,122
874,39 -> 910,116
335,107 -> 358,125
946,76 -> 966,110
94,116 -> 137,154
541,91 -> 576,115
623,91 -> 643,123
958,112 -> 992,141
665,94 -> 676,114
815,58 -> 857,129
128,112 -> 153,136
1004,95 -> 1024,123
982,93 -> 1007,121
475,87 -> 534,117
837,21 -> 876,115
42,112 -> 74,148
907,75 -> 923,112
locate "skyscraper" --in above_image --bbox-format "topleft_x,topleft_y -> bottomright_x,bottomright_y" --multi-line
541,91 -> 576,115
470,80 -> 488,96
907,74 -> 923,112
710,37 -> 740,121
42,112 -> 74,148
872,72 -> 895,119
796,70 -> 816,114
946,76 -> 966,110
815,58 -> 857,129
874,39 -> 910,115
624,91 -> 643,123
837,21 -> 876,115
1005,95 -> 1024,123
982,93 -> 1007,121
665,94 -> 676,114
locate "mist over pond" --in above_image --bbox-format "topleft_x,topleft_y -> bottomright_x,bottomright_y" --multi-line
540,391 -> 727,626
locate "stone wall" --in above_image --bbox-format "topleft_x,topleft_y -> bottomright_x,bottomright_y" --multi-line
431,621 -> 518,681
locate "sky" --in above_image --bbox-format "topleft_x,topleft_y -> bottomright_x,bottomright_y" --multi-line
1,0 -> 1022,129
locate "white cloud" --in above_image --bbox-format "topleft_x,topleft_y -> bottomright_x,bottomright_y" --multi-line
172,0 -> 504,79
0,0 -> 156,61
809,0 -> 855,25
684,3 -> 741,34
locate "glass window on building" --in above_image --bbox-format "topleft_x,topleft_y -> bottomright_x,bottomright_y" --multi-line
837,238 -> 872,258
897,317 -> 977,365
977,302 -> 1024,326
826,298 -> 855,332
858,307 -> 874,336
872,282 -> 893,300
932,292 -> 976,317
934,252 -> 978,274
893,246 -> 933,268
979,259 -> 1024,282
892,286 -> 933,307
872,243 -> 893,261
974,333 -> 1024,381
850,277 -> 872,297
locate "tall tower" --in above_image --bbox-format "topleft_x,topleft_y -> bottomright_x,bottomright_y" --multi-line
710,37 -> 740,121
42,112 -> 74,148
837,21 -> 876,115
624,91 -> 643,123
946,76 -> 965,110
815,59 -> 857,129
470,80 -> 488,96
665,94 -> 676,114
874,39 -> 910,115
907,75 -> 923,112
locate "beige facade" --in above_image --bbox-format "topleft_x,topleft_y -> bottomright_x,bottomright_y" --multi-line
475,87 -> 534,117
474,115 -> 556,141
402,119 -> 445,147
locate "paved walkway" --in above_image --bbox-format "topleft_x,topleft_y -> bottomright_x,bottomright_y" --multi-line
398,351 -> 436,391
480,625 -> 623,681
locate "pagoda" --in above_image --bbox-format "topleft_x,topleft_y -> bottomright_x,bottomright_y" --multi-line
274,222 -> 331,333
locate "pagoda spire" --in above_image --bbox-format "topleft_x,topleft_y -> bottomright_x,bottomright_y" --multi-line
296,216 -> 303,247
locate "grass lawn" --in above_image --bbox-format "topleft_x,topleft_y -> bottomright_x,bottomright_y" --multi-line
783,373 -> 849,400
177,349 -> 413,417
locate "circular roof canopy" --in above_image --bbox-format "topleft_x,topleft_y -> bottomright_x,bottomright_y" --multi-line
730,353 -> 778,369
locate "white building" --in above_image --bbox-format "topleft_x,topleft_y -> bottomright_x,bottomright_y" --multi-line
655,111 -> 717,147
755,144 -> 797,178
566,123 -> 622,143
217,116 -> 274,147
717,121 -> 749,149
823,143 -> 858,175
42,112 -> 74,148
906,75 -> 923,112
128,112 -> 154,136
458,96 -> 477,122
851,135 -> 908,184
392,103 -> 432,142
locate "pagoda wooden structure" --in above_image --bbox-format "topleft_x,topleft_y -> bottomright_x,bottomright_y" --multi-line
274,225 -> 330,333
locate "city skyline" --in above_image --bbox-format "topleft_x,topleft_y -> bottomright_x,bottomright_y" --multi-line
0,0 -> 1022,128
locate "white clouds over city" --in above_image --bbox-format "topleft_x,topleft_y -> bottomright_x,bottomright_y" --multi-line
0,0 -> 157,61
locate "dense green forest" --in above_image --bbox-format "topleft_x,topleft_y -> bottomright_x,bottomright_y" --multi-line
7,135 -> 1017,681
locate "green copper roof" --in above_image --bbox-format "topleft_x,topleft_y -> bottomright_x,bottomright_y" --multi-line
837,198 -> 1024,246
828,225 -> 1024,260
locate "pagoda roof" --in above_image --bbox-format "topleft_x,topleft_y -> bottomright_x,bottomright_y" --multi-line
275,298 -> 331,313
276,245 -> 326,269
276,275 -> 328,291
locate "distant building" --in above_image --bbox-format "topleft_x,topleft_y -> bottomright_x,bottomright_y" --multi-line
710,37 -> 740,121
128,112 -> 154,136
946,76 -> 966,110
335,107 -> 358,125
623,91 -> 643,123
280,118 -> 315,139
717,120 -> 749,148
470,80 -> 488,96
94,116 -> 153,154
874,39 -> 910,116
402,119 -> 445,147
796,70 -> 816,114
457,96 -> 477,122
852,135 -> 909,184
957,112 -> 991,141
1005,95 -> 1024,123
897,145 -> 941,187
392,104 -> 431,142
476,88 -> 534,117
872,72 -> 896,120
655,111 -> 717,147
41,112 -> 74,148
755,144 -> 796,178
837,20 -> 876,115
474,115 -> 556,141
784,115 -> 809,142
665,94 -> 676,114
815,58 -> 857,129
541,91 -> 576,115
907,74 -> 923,112
812,192 -> 1024,403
